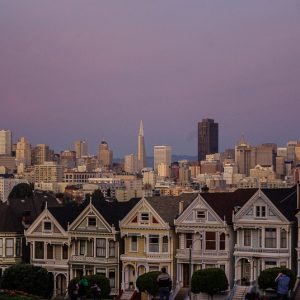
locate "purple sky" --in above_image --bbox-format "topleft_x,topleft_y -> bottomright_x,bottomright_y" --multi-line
0,1 -> 300,157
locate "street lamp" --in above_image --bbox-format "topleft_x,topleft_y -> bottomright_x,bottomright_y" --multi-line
189,234 -> 203,300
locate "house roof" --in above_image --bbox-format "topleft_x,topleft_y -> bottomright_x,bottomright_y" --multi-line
146,193 -> 198,226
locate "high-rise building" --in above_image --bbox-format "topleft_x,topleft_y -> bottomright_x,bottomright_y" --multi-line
198,119 -> 218,162
235,138 -> 256,176
60,150 -> 76,169
32,144 -> 52,165
34,161 -> 64,183
16,137 -> 31,166
256,143 -> 277,168
137,121 -> 147,171
98,141 -> 113,169
154,145 -> 172,172
124,154 -> 136,174
0,130 -> 12,156
74,140 -> 88,159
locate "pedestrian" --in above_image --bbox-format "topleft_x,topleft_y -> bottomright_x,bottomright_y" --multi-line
91,283 -> 101,300
78,275 -> 89,300
275,270 -> 290,300
70,282 -> 79,300
157,267 -> 171,300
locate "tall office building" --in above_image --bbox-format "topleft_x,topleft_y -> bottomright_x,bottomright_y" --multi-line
98,141 -> 113,169
16,137 -> 31,166
32,144 -> 52,165
74,140 -> 88,159
235,138 -> 256,176
34,161 -> 64,183
0,130 -> 12,156
124,154 -> 137,174
198,119 -> 218,162
137,121 -> 147,171
154,145 -> 172,172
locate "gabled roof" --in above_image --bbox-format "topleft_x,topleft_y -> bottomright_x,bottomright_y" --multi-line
262,186 -> 297,221
200,189 -> 258,224
146,193 -> 198,226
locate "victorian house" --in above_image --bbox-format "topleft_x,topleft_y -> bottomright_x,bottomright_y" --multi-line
233,187 -> 297,286
25,199 -> 138,297
119,194 -> 197,291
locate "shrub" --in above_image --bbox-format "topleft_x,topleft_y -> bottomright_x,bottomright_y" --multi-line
0,264 -> 53,298
191,268 -> 228,298
136,271 -> 161,296
8,183 -> 33,199
68,274 -> 110,299
258,267 -> 295,290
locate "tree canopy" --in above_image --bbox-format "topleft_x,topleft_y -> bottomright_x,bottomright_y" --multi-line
136,271 -> 161,296
258,267 -> 295,291
91,189 -> 105,202
8,183 -> 33,199
1,263 -> 53,298
191,268 -> 228,299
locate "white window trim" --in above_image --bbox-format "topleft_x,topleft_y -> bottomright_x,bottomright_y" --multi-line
43,220 -> 53,233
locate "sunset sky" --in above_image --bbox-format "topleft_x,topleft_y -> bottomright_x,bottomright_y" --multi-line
0,1 -> 299,157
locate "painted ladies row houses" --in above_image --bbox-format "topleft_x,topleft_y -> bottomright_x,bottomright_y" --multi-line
1,186 -> 299,297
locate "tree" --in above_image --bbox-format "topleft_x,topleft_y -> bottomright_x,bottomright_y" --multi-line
136,271 -> 161,297
191,268 -> 228,300
91,189 -> 105,203
1,263 -> 54,298
8,183 -> 33,199
68,274 -> 110,298
258,267 -> 295,291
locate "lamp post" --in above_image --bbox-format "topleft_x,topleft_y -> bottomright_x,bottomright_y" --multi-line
188,235 -> 203,300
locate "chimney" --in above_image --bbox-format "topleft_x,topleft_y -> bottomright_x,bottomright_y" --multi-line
179,201 -> 184,214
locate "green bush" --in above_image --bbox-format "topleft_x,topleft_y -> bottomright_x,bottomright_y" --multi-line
136,271 -> 161,296
68,274 -> 110,298
0,264 -> 53,298
191,268 -> 228,297
8,183 -> 33,199
258,267 -> 295,290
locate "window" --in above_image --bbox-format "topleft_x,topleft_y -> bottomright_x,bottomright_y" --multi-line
265,261 -> 277,269
6,239 -> 14,256
96,268 -> 106,276
265,228 -> 277,248
79,240 -> 85,255
131,236 -> 137,252
43,221 -> 52,231
219,233 -> 226,250
62,245 -> 68,259
205,232 -> 216,250
256,206 -> 266,218
87,240 -> 93,257
196,210 -> 206,220
16,239 -> 21,257
186,233 -> 193,249
140,213 -> 149,223
244,229 -> 251,247
88,217 -> 96,227
149,235 -> 159,252
109,270 -> 115,288
0,239 -> 3,256
162,236 -> 168,253
35,241 -> 44,259
46,244 -> 53,259
109,240 -> 115,257
280,229 -> 287,248
96,238 -> 106,257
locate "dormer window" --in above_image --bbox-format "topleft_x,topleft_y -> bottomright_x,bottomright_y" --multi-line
255,206 -> 266,218
196,210 -> 206,220
140,212 -> 149,224
43,221 -> 52,231
88,217 -> 96,227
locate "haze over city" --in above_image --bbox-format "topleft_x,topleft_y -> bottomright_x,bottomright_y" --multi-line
0,1 -> 300,157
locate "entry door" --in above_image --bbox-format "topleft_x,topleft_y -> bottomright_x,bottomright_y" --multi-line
183,264 -> 190,287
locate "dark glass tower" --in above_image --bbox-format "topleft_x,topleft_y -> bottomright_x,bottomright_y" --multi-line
198,118 -> 219,162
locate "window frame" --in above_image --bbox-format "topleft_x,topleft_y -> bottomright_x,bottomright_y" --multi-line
88,217 -> 97,227
96,238 -> 106,257
35,241 -> 44,259
205,232 -> 216,250
244,229 -> 251,247
148,234 -> 159,253
140,212 -> 149,224
265,228 -> 277,248
43,221 -> 52,232
5,238 -> 14,257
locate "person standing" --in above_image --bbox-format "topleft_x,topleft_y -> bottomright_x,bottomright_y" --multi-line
157,267 -> 171,300
275,271 -> 290,300
91,283 -> 101,300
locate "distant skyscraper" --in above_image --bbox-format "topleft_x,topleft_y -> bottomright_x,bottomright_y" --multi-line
235,137 -> 256,176
124,153 -> 137,174
74,140 -> 88,159
16,137 -> 31,166
198,119 -> 218,162
98,141 -> 113,169
0,130 -> 12,156
32,144 -> 52,165
154,145 -> 172,171
137,121 -> 146,171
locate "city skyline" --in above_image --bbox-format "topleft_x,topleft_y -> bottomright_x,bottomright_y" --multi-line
0,1 -> 300,157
